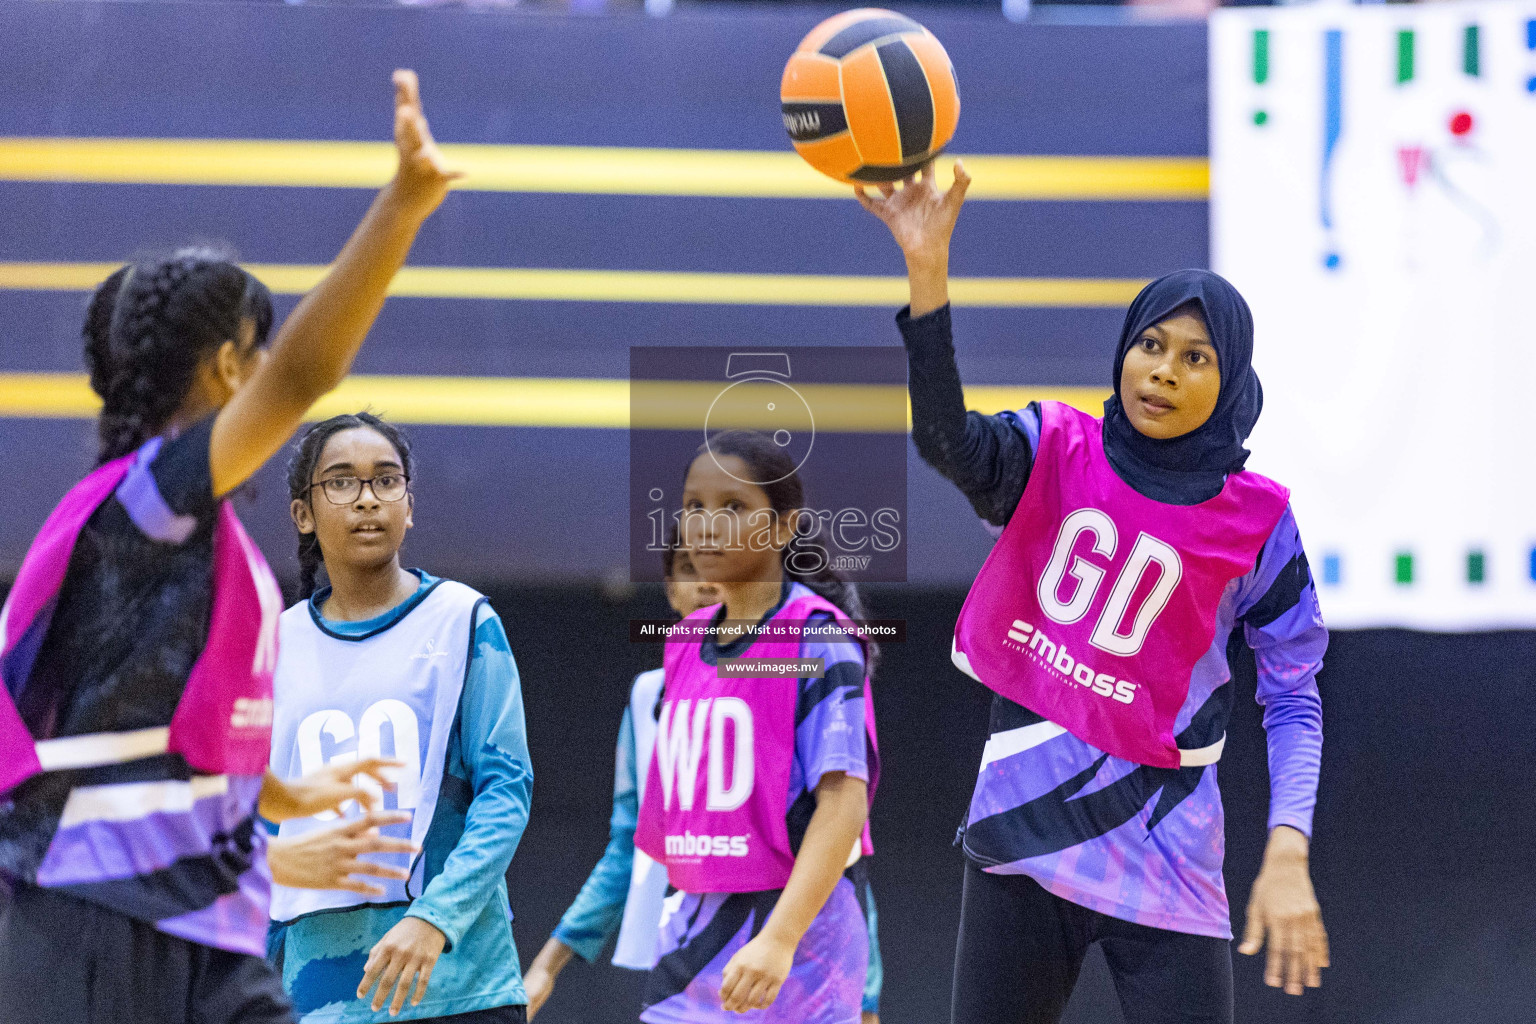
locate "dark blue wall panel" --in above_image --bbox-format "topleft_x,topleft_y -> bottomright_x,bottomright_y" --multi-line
0,1 -> 1207,583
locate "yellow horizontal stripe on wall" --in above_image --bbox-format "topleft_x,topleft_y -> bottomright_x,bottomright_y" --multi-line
0,137 -> 1210,201
0,373 -> 1110,428
0,262 -> 1146,309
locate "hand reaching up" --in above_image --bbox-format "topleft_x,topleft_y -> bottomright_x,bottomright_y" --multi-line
856,159 -> 971,269
390,69 -> 463,218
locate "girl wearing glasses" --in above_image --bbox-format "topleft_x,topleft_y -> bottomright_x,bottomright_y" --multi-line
265,413 -> 534,1024
0,72 -> 454,1024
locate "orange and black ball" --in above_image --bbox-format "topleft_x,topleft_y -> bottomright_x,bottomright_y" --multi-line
781,8 -> 960,185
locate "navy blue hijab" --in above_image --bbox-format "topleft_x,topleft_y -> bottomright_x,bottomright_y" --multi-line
1101,269 -> 1263,505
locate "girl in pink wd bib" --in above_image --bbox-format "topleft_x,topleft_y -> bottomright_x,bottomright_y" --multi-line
634,431 -> 879,1024
860,165 -> 1330,1024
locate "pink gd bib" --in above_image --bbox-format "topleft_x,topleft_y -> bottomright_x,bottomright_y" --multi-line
952,402 -> 1289,769
0,440 -> 282,795
634,591 -> 878,893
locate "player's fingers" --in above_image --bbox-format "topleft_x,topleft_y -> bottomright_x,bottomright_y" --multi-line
1237,906 -> 1265,956
1317,921 -> 1331,969
347,810 -> 412,834
336,879 -> 387,898
347,858 -> 412,881
1281,925 -> 1304,995
357,948 -> 386,999
718,963 -> 743,1011
353,758 -> 405,788
393,70 -> 420,112
876,182 -> 896,198
411,956 -> 437,1006
337,784 -> 380,815
855,187 -> 880,213
727,968 -> 760,1013
1300,920 -> 1326,989
944,161 -> 971,212
388,959 -> 417,1016
1305,945 -> 1324,990
371,954 -> 407,1012
1264,930 -> 1284,989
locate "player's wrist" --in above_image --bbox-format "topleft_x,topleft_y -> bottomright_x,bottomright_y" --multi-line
904,249 -> 950,276
757,917 -> 806,952
1263,824 -> 1311,864
534,937 -> 575,975
377,179 -> 440,226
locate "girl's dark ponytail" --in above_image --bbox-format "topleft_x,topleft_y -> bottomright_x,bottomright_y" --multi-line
83,249 -> 274,464
287,412 -> 415,601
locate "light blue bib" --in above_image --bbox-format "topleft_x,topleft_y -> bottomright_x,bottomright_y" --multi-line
614,667 -> 669,969
268,580 -> 485,922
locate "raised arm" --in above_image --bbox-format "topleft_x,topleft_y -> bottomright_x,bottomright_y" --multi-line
209,70 -> 460,497
855,160 -> 970,317
858,163 -> 1034,526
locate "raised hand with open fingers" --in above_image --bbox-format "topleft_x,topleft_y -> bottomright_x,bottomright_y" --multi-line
390,69 -> 463,218
855,159 -> 971,267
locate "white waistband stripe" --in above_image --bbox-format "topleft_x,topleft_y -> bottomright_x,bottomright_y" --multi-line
980,721 -> 1070,770
34,726 -> 171,771
58,774 -> 230,827
1178,735 -> 1225,767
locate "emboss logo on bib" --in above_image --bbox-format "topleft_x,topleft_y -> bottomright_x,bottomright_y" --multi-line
1004,620 -> 1137,705
663,831 -> 751,859
656,697 -> 755,813
230,697 -> 273,730
413,638 -> 449,661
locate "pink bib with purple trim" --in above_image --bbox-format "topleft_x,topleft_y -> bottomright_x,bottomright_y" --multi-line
635,591 -> 878,893
0,443 -> 281,795
952,402 -> 1289,769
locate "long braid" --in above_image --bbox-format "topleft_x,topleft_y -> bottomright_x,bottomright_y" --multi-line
99,258 -> 202,462
85,249 -> 274,464
83,266 -> 131,404
286,413 -> 415,601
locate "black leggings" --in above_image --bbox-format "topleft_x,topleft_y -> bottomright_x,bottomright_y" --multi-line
951,862 -> 1233,1024
0,883 -> 294,1024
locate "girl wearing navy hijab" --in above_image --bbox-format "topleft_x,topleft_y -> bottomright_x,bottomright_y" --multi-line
858,165 -> 1329,1024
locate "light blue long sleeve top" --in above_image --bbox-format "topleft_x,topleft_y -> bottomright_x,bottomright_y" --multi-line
268,572 -> 534,1023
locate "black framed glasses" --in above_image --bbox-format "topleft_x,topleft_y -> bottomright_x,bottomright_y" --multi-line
309,473 -> 410,505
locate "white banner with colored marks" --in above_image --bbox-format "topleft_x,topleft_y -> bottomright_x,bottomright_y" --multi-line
1212,4 -> 1536,630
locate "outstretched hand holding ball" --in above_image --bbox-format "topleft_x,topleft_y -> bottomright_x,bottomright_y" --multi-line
857,161 -> 971,318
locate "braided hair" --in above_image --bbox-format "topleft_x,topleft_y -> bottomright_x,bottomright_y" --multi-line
286,412 -> 415,601
84,248 -> 274,464
688,430 -> 878,672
